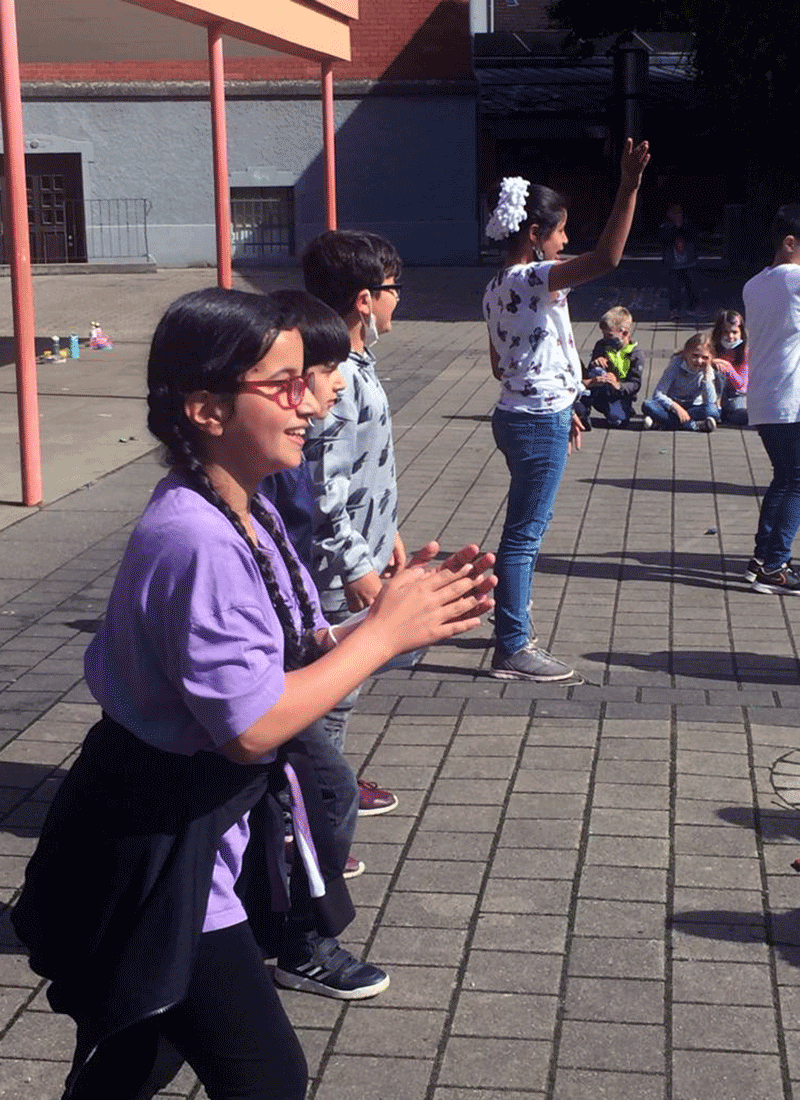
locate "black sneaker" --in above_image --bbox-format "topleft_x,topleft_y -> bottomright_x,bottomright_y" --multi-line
490,643 -> 574,682
275,934 -> 390,1000
751,564 -> 800,596
743,557 -> 763,583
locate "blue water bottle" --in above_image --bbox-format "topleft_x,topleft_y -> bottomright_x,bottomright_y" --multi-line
69,333 -> 80,359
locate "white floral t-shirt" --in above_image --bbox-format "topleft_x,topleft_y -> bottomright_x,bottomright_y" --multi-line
483,260 -> 582,415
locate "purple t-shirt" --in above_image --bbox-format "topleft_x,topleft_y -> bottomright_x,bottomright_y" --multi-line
85,472 -> 326,930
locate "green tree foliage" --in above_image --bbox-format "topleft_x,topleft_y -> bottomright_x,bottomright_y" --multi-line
546,0 -> 689,41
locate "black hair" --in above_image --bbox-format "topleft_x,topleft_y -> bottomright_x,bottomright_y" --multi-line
302,230 -> 402,317
772,204 -> 800,249
711,309 -> 747,368
147,286 -> 321,671
486,180 -> 566,252
266,288 -> 350,367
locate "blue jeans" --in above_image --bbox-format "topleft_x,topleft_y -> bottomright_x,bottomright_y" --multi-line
641,398 -> 720,430
491,406 -> 572,655
316,596 -> 362,754
755,422 -> 800,571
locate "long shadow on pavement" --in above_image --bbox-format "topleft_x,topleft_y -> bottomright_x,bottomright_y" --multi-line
671,909 -> 800,971
580,476 -> 764,497
585,648 -> 800,685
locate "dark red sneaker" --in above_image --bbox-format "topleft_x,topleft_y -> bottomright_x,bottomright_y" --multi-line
357,778 -> 399,816
343,854 -> 365,879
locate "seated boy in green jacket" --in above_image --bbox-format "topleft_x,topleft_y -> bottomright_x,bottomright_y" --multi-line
576,305 -> 644,428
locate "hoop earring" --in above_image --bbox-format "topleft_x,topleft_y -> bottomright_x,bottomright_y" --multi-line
534,247 -> 545,262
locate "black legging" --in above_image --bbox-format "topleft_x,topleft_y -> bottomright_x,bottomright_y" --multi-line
65,922 -> 307,1100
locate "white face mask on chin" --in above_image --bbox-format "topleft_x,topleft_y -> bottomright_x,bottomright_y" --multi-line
362,308 -> 380,348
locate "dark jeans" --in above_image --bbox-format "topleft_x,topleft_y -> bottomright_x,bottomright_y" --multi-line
755,422 -> 800,571
721,394 -> 748,427
292,719 -> 358,870
491,405 -> 572,654
580,384 -> 634,424
65,923 -> 307,1100
667,267 -> 698,312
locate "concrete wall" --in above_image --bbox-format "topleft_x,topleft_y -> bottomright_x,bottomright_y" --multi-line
21,86 -> 480,266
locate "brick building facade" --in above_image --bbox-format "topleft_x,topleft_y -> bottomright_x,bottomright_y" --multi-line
7,1 -> 480,267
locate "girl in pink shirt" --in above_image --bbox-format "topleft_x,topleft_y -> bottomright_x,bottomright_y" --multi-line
711,309 -> 749,426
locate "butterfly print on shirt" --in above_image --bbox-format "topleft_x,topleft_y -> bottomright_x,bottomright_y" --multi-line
526,269 -> 543,287
497,324 -> 508,343
506,289 -> 521,314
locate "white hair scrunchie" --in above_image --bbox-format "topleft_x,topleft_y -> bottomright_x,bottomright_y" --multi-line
485,176 -> 531,241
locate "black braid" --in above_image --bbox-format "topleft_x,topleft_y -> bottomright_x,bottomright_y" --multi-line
146,287 -> 326,671
251,495 -> 322,663
170,421 -> 314,672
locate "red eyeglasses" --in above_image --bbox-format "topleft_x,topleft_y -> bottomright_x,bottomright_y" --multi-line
239,374 -> 315,409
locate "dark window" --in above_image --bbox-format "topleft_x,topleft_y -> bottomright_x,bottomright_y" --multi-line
230,186 -> 294,262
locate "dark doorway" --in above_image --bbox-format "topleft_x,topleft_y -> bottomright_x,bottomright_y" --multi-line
0,152 -> 86,263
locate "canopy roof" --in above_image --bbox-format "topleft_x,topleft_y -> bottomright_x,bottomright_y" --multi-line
4,0 -> 354,505
16,0 -> 354,64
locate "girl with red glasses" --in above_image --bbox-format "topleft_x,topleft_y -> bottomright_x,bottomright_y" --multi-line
12,287 -> 495,1100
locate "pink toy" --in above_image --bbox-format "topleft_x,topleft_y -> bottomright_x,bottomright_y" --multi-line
90,321 -> 114,350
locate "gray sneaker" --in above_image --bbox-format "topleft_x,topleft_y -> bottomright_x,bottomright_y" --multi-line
490,643 -> 574,682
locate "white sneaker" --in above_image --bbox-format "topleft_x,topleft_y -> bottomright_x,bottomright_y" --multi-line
643,416 -> 654,430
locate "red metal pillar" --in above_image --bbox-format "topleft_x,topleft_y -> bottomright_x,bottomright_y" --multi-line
207,23 -> 232,289
0,0 -> 42,505
321,60 -> 337,230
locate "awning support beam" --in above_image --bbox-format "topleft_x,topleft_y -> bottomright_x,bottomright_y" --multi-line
0,0 -> 42,505
321,60 -> 337,230
208,23 -> 232,289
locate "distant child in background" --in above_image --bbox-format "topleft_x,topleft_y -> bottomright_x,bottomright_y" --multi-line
711,309 -> 749,427
575,305 -> 643,428
659,203 -> 699,320
641,333 -> 720,432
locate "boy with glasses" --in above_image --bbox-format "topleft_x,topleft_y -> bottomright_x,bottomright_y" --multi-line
302,231 -> 404,820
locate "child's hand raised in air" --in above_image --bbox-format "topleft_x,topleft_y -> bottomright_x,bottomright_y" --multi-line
620,138 -> 650,191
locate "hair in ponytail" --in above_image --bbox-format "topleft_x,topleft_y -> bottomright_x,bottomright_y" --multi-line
146,287 -> 322,670
486,178 -> 566,252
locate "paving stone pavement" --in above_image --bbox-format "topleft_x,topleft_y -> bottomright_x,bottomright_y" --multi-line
1,267 -> 800,1100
